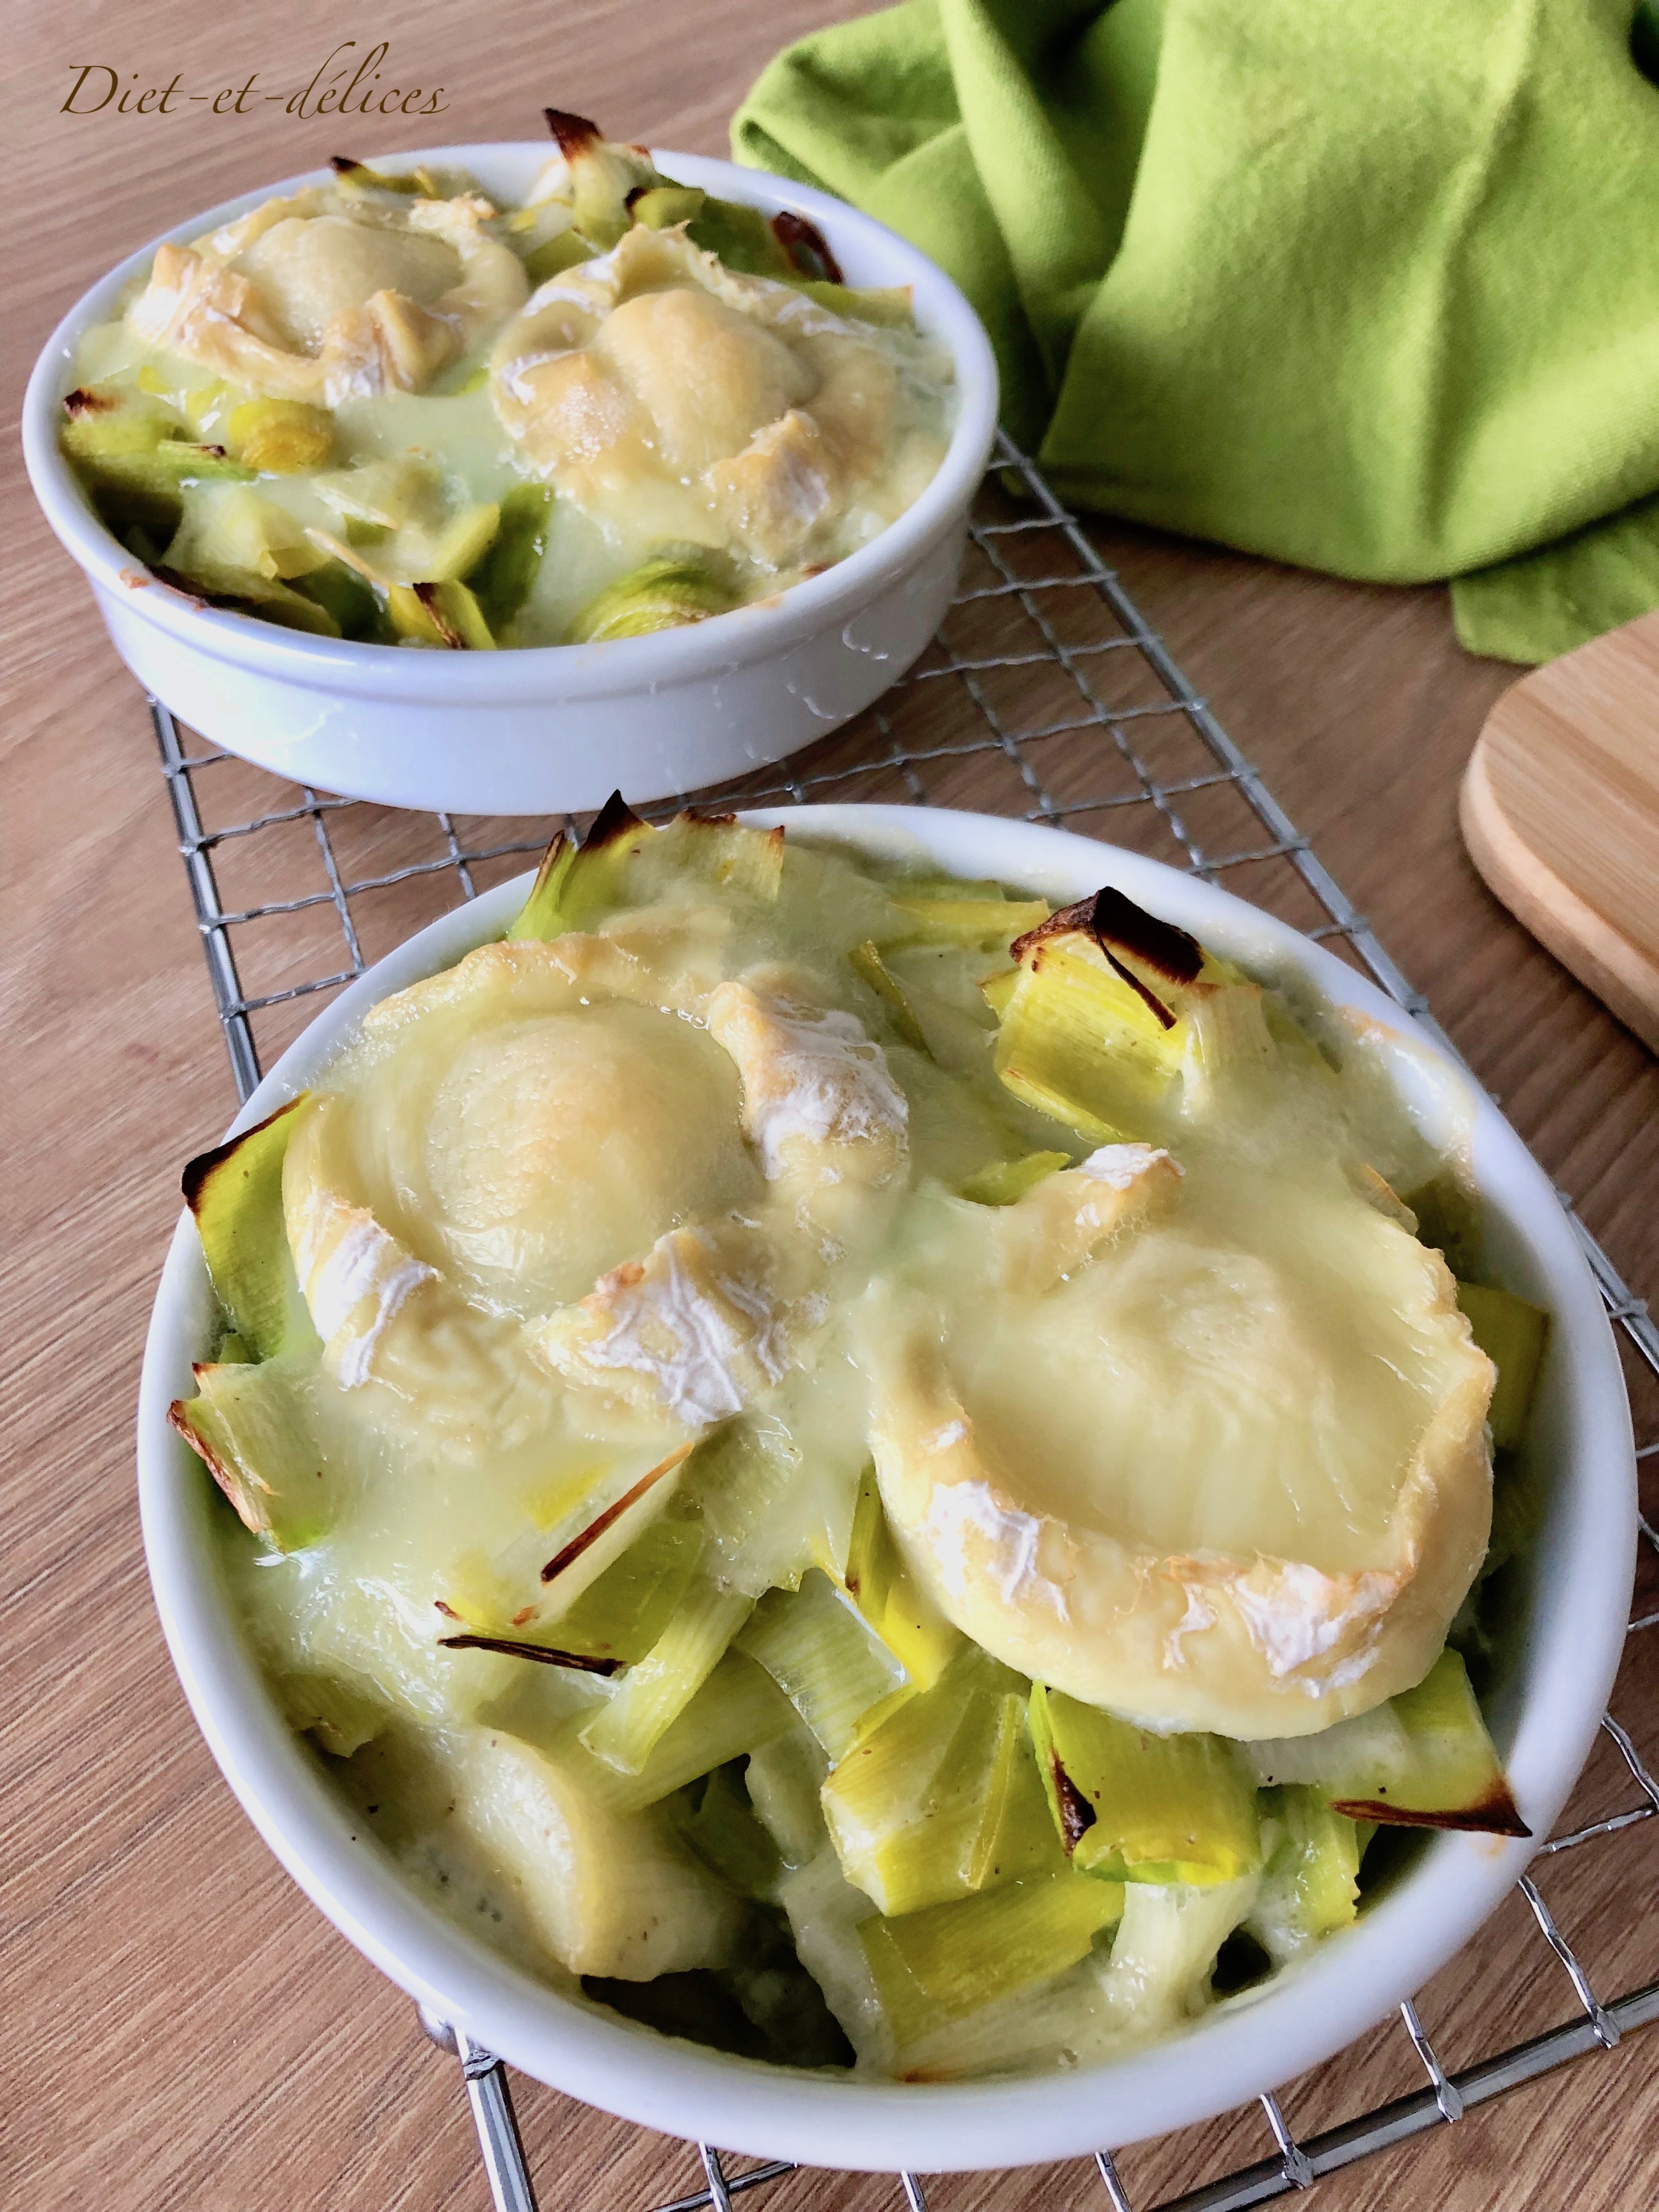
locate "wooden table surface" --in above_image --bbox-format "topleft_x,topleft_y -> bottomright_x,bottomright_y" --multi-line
4,5 -> 1656,2208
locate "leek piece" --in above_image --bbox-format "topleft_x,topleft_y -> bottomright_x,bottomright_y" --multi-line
165,484 -> 328,582
295,560 -> 385,642
957,1151 -> 1071,1207
839,1465 -> 961,1690
787,280 -> 915,329
1457,1281 -> 1549,1450
631,184 -> 707,229
276,1669 -> 386,1758
993,944 -> 1184,1144
849,941 -> 930,1053
745,1721 -> 831,1866
537,1444 -> 691,1623
550,1517 -> 703,1662
469,482 -> 556,633
579,1579 -> 752,1775
155,556 -> 342,634
825,1657 -> 1063,1915
1095,1875 -> 1259,2036
386,578 -> 496,649
777,1844 -> 895,2068
566,555 -> 734,643
737,1570 -> 908,1760
226,398 -> 333,473
509,798 -> 783,942
687,197 -> 797,278
1029,1685 -> 1261,1884
978,967 -> 1020,1018
1246,1649 -> 1527,1835
182,1096 -> 313,1359
168,1356 -> 331,1549
883,894 -> 1051,950
532,1651 -> 794,1815
1244,1787 -> 1365,1965
860,1870 -> 1124,2048
524,227 -> 597,284
425,502 -> 502,584
675,1760 -> 783,1899
685,1417 -> 836,1601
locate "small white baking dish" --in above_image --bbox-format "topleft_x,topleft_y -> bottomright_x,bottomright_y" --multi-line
22,151 -> 999,816
134,806 -> 1635,2172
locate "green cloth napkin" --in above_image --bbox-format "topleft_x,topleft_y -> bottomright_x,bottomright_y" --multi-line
734,0 -> 1659,662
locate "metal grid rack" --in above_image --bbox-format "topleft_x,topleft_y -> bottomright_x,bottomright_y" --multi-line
150,433 -> 1657,2211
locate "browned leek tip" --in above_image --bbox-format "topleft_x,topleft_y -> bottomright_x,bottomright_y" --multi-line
329,155 -> 366,176
582,787 -> 647,852
1331,1790 -> 1532,1840
438,1632 -> 620,1675
544,107 -> 602,158
771,208 -> 844,286
63,386 -> 114,418
540,1443 -> 692,1582
411,580 -> 465,649
180,1094 -> 306,1214
1048,1754 -> 1097,1853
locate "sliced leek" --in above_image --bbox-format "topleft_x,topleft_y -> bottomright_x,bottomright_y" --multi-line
1247,1650 -> 1526,1834
1457,1282 -> 1549,1450
579,1578 -> 752,1775
1029,1685 -> 1261,1884
737,1571 -> 908,1759
1244,1787 -> 1366,1964
860,1870 -> 1124,2049
168,1356 -> 331,1549
182,1097 -> 314,1359
993,944 -> 1184,1143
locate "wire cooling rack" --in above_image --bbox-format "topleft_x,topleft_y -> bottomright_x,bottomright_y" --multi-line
149,432 -> 1657,2211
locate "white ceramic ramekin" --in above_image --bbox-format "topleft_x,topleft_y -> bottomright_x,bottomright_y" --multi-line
23,150 -> 998,815
136,808 -> 1635,2172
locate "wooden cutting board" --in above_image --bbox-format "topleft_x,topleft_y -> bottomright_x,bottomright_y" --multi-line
1460,608 -> 1659,1052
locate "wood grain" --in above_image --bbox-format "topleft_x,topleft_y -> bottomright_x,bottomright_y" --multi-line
1460,610 -> 1659,1047
3,7 -> 1655,2211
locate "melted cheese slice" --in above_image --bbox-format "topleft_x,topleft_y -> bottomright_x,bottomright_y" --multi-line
865,1150 -> 1495,1739
489,228 -> 928,567
128,187 -> 527,404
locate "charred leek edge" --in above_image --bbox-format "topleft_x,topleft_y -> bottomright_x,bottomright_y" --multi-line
578,1579 -> 752,1775
992,943 -> 1186,1145
848,942 -> 930,1054
881,894 -> 1052,951
1456,1281 -> 1549,1451
860,1870 -> 1125,2047
566,555 -> 735,644
1029,1685 -> 1261,1884
167,1356 -> 327,1549
182,1097 -> 314,1360
837,1465 -> 961,1690
956,1151 -> 1071,1206
824,1660 -> 1065,1917
1247,1649 -> 1529,1836
1244,1786 -> 1365,1964
507,795 -> 785,941
386,579 -> 497,650
737,1570 -> 909,1760
469,482 -> 556,634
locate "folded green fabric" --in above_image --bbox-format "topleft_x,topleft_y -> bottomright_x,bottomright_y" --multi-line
735,0 -> 1659,662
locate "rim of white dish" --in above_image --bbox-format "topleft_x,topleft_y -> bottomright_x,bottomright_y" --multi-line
136,806 -> 1635,2173
22,146 -> 1000,703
